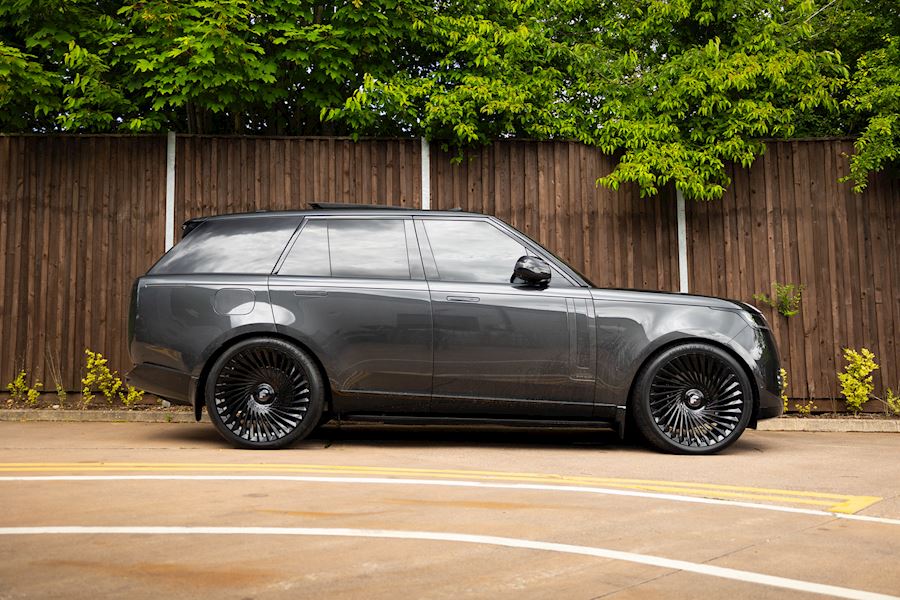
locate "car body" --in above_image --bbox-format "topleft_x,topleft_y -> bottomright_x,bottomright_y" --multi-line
127,206 -> 782,453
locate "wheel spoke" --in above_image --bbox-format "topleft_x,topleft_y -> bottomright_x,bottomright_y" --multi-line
648,350 -> 746,450
213,346 -> 312,444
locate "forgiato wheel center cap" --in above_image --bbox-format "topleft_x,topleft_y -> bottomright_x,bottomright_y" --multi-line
684,388 -> 705,409
254,383 -> 276,404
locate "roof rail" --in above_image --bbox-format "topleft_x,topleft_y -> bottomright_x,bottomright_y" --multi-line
308,202 -> 411,210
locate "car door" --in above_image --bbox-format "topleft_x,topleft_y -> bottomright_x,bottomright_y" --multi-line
416,217 -> 596,417
268,216 -> 432,413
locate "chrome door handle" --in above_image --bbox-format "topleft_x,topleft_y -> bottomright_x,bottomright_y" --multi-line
446,295 -> 480,303
293,290 -> 328,297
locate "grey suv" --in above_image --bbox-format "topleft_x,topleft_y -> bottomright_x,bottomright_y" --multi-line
127,205 -> 782,454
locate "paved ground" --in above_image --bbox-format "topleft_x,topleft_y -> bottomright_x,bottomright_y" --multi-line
0,422 -> 898,599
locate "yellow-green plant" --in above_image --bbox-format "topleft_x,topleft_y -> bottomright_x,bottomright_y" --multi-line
81,349 -> 122,407
779,368 -> 789,412
795,399 -> 817,417
46,352 -> 67,408
6,370 -> 42,407
121,385 -> 144,408
81,349 -> 144,409
838,348 -> 879,413
883,389 -> 900,416
753,282 -> 805,317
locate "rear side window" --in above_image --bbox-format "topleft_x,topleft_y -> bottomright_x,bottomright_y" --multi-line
279,218 -> 411,279
150,216 -> 300,275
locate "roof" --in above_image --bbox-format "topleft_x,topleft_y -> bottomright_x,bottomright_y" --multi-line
187,206 -> 482,223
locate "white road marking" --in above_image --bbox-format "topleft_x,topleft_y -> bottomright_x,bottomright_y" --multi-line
3,475 -> 899,527
0,525 -> 895,600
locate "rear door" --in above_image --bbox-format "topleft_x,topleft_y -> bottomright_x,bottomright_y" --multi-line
416,217 -> 596,417
268,216 -> 432,413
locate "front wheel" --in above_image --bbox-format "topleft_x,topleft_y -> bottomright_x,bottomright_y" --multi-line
205,338 -> 324,449
631,343 -> 753,455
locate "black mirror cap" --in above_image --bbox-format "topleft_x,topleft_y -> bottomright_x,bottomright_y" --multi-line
511,255 -> 551,287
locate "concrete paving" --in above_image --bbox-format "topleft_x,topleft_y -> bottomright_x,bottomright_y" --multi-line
0,422 -> 898,599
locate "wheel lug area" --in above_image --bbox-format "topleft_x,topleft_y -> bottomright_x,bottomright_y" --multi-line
684,388 -> 705,409
254,383 -> 276,405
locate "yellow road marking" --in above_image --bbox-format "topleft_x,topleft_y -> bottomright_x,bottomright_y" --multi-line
0,462 -> 882,514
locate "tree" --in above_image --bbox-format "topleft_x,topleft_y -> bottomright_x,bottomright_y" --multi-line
0,0 -> 895,198
801,0 -> 900,191
328,0 -> 848,199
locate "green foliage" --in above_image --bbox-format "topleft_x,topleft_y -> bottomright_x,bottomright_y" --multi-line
795,398 -> 817,417
753,282 -> 805,317
838,347 -> 879,413
885,389 -> 900,416
779,367 -> 789,412
5,370 -> 42,407
46,352 -> 67,407
841,36 -> 900,192
804,0 -> 900,190
0,0 -> 896,195
81,349 -> 143,408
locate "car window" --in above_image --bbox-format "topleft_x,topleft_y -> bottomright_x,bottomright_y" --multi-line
422,220 -> 529,284
280,218 -> 411,279
150,216 -> 300,275
279,220 -> 331,276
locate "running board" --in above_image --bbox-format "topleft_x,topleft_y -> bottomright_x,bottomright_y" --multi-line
335,414 -> 616,430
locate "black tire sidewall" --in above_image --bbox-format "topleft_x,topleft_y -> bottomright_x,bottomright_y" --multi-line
204,337 -> 325,450
631,343 -> 753,455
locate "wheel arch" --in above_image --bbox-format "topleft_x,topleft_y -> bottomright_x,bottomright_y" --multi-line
192,331 -> 332,422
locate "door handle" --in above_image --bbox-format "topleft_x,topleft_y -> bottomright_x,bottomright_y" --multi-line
446,295 -> 480,303
293,290 -> 328,297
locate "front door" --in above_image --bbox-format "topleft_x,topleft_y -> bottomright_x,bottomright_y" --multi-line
416,217 -> 596,417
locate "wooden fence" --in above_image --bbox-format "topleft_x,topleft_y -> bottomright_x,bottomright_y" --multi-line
0,136 -> 166,392
1,135 -> 897,404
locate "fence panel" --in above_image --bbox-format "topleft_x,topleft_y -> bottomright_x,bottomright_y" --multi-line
0,135 -> 166,391
687,140 -> 900,401
430,141 -> 681,292
175,137 -> 422,227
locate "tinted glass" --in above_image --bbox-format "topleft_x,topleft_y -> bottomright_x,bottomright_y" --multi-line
328,219 -> 410,279
423,220 -> 527,283
150,216 -> 300,275
279,221 -> 331,276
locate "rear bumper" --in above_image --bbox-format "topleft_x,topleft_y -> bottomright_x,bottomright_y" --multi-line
126,363 -> 192,406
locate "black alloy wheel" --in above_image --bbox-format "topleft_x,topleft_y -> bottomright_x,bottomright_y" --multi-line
631,343 -> 752,455
205,338 -> 324,449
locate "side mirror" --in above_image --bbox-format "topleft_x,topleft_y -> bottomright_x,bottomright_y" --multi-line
511,255 -> 551,287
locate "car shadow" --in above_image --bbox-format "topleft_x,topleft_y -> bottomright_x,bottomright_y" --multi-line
146,421 -> 770,455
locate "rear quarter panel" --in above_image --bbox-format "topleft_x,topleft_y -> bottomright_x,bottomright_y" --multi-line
130,274 -> 276,377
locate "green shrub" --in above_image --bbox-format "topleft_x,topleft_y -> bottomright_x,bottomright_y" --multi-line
779,368 -> 789,412
838,348 -> 879,413
80,349 -> 144,409
754,282 -> 805,317
6,370 -> 42,407
883,389 -> 900,416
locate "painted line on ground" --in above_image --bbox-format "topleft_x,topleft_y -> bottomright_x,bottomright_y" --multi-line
0,462 -> 881,513
0,525 -> 894,600
3,475 -> 899,527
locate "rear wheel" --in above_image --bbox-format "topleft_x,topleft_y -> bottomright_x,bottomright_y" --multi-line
631,343 -> 752,455
205,338 -> 324,449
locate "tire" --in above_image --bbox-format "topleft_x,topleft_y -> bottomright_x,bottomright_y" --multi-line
631,343 -> 753,455
204,337 -> 325,449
